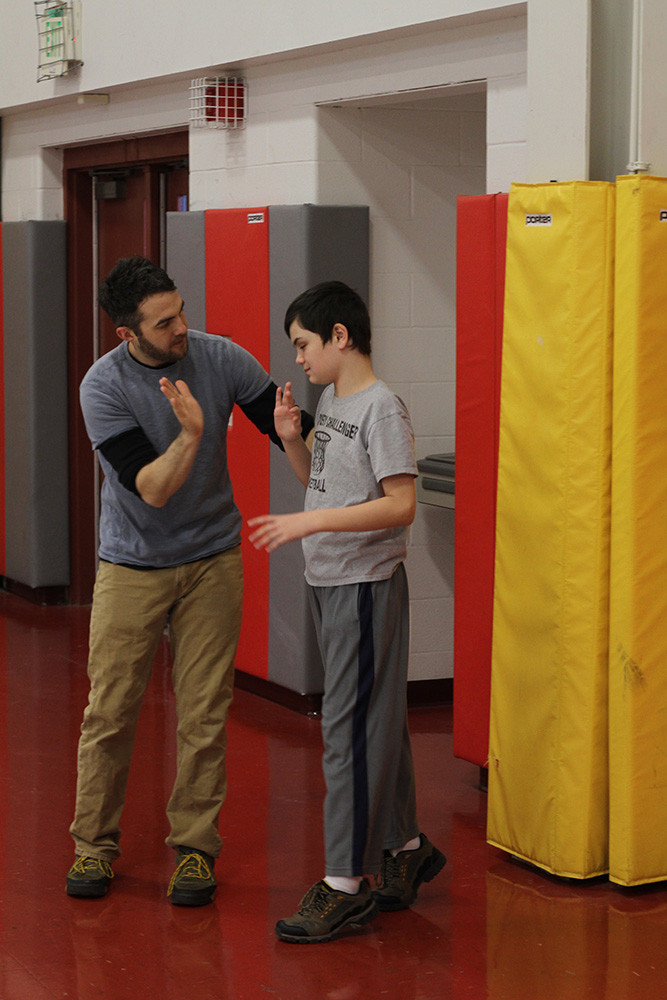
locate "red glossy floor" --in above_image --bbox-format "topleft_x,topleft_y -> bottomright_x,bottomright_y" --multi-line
1,590 -> 667,999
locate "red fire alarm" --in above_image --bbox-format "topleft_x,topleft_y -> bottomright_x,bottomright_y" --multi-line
190,77 -> 247,129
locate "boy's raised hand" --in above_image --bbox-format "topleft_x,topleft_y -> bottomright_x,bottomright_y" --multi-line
274,382 -> 302,443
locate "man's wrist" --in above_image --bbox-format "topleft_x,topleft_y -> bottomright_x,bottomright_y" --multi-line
180,425 -> 203,444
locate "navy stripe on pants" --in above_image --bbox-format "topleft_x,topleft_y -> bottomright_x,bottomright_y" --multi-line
352,583 -> 375,872
309,565 -> 419,876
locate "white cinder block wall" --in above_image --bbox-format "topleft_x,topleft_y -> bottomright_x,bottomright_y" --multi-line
10,0 -> 667,684
185,21 -> 525,682
1,13 -> 530,684
191,87 -> 488,681
322,100 -> 486,682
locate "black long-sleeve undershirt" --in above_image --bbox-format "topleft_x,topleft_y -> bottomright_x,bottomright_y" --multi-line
98,382 -> 314,497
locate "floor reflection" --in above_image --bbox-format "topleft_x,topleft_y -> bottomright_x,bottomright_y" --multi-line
0,591 -> 665,999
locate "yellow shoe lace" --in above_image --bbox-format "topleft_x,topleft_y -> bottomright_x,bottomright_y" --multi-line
72,856 -> 114,880
168,852 -> 213,895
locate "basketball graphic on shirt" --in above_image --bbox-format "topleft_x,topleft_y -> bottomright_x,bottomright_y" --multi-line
312,431 -> 331,475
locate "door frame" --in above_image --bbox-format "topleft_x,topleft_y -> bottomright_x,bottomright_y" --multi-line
64,131 -> 189,604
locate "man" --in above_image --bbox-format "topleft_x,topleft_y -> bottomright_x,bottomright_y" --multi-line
66,255 -> 312,906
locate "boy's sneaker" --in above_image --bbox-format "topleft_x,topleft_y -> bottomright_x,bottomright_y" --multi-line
275,878 -> 378,943
66,856 -> 114,898
372,833 -> 446,911
168,847 -> 216,907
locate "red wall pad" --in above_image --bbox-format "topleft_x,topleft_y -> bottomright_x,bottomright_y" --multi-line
453,194 -> 507,766
0,223 -> 5,575
205,208 -> 271,680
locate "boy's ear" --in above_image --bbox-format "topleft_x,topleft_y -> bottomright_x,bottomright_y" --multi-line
332,323 -> 350,349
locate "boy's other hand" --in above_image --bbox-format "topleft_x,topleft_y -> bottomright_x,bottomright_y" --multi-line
248,511 -> 313,552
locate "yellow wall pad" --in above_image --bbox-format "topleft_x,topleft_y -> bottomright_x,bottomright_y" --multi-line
487,181 -> 614,878
609,175 -> 667,886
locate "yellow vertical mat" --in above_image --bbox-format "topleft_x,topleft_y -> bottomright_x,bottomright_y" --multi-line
487,181 -> 615,878
609,174 -> 667,886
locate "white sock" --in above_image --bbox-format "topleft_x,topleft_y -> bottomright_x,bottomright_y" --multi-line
324,875 -> 362,894
390,835 -> 421,858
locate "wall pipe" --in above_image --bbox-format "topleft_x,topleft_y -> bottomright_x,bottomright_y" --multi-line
627,0 -> 650,173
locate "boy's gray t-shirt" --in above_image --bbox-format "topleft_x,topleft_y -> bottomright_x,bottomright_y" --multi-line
80,330 -> 273,567
302,379 -> 417,587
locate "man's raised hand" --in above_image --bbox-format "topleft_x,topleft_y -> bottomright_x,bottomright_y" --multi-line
159,378 -> 204,439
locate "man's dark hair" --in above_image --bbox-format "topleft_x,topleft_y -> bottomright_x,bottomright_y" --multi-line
98,256 -> 176,329
284,281 -> 371,356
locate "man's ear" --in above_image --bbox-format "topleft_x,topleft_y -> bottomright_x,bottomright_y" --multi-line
332,323 -> 350,349
116,325 -> 135,344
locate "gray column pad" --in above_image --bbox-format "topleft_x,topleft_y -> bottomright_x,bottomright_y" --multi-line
166,211 -> 206,331
267,205 -> 370,694
3,221 -> 69,587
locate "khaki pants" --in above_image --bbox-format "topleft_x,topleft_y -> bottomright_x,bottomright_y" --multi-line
70,547 -> 243,861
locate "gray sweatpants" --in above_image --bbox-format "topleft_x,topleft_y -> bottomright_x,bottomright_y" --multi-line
308,563 -> 419,877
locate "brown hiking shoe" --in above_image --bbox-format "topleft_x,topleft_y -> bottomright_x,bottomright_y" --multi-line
66,855 -> 114,898
372,834 -> 446,910
275,878 -> 377,943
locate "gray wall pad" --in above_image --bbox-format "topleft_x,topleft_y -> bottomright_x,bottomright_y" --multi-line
165,211 -> 206,332
267,205 -> 370,694
3,221 -> 69,587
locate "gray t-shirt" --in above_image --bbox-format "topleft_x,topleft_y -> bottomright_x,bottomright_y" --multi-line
302,379 -> 417,587
80,330 -> 272,567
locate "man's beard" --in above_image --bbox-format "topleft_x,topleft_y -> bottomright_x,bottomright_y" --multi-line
134,332 -> 188,365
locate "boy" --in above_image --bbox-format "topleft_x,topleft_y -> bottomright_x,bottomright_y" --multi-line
249,281 -> 446,943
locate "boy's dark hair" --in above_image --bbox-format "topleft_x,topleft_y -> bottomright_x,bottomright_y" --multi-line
284,281 -> 371,356
98,256 -> 176,329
